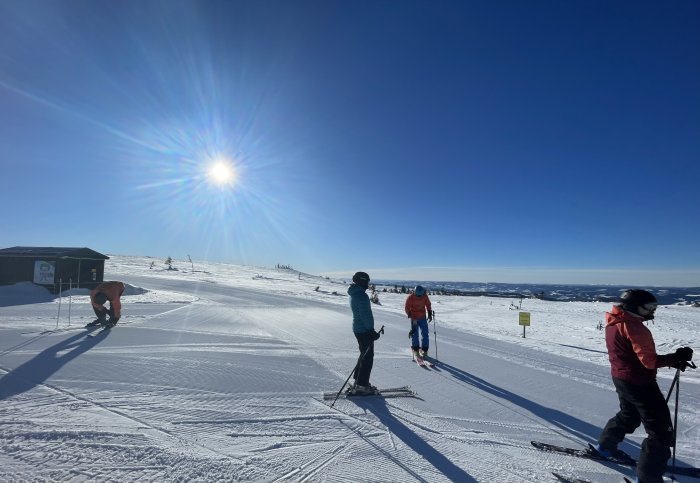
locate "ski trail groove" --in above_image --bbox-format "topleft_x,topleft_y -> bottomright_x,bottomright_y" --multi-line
0,365 -> 245,464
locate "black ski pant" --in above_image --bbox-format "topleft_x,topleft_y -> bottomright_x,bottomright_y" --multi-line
352,331 -> 375,387
92,300 -> 115,321
599,377 -> 673,483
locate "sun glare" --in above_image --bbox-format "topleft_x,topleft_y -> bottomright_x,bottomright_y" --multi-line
207,160 -> 236,187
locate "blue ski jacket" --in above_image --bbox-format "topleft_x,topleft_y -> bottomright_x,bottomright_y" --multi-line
348,283 -> 374,334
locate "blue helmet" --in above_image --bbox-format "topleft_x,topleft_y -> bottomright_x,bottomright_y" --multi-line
414,285 -> 425,296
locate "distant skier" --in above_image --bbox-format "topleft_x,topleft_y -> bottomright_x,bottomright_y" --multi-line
405,285 -> 432,358
89,281 -> 125,326
347,271 -> 381,395
595,289 -> 693,483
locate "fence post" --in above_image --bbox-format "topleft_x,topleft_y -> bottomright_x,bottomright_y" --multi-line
67,278 -> 72,326
55,278 -> 63,329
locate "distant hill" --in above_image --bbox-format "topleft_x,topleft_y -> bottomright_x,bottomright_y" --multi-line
374,280 -> 700,306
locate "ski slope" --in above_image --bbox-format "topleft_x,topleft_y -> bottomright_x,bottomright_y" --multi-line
0,255 -> 698,482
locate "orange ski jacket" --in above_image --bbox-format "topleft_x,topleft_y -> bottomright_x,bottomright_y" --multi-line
90,281 -> 125,319
605,305 -> 674,385
405,293 -> 432,321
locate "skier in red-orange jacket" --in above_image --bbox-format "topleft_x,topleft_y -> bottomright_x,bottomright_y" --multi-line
89,281 -> 125,326
405,285 -> 432,358
595,289 -> 693,483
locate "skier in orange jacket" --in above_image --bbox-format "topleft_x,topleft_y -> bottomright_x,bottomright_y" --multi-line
90,281 -> 125,326
405,285 -> 432,357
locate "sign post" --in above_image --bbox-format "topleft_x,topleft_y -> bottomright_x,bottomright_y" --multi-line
519,311 -> 531,338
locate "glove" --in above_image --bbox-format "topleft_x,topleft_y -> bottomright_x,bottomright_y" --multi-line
372,330 -> 381,341
428,311 -> 433,322
670,360 -> 693,372
675,347 -> 693,362
408,328 -> 414,339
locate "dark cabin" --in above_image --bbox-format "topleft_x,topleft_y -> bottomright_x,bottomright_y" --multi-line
0,246 -> 109,293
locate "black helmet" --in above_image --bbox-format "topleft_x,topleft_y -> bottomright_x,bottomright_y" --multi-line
414,285 -> 425,296
620,289 -> 658,320
352,271 -> 370,289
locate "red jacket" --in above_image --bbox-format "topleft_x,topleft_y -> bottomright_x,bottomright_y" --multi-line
405,293 -> 432,321
605,305 -> 673,385
91,281 -> 125,319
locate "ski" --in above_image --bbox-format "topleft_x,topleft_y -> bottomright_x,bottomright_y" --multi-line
532,441 -> 700,479
668,466 -> 700,479
33,326 -> 88,335
322,386 -> 415,400
361,385 -> 411,393
413,351 -> 434,367
553,473 -> 631,483
86,322 -> 117,336
415,357 -> 433,367
323,392 -> 415,401
532,441 -> 635,466
27,324 -> 102,336
551,472 -> 594,483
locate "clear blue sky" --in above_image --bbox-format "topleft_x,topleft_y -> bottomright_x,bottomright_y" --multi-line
1,1 -> 698,286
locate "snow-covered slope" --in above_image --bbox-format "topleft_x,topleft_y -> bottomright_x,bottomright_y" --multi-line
0,255 -> 697,482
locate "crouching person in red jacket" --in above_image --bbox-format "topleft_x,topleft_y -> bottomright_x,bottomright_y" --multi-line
595,289 -> 693,483
89,281 -> 125,326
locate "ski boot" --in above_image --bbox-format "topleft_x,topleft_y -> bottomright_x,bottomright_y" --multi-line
86,318 -> 106,328
349,384 -> 379,396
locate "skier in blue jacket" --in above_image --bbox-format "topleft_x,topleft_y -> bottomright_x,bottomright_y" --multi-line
347,271 -> 381,395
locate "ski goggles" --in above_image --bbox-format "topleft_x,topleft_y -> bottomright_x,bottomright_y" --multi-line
638,302 -> 658,317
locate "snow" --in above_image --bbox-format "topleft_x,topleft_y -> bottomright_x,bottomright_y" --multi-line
0,255 -> 698,482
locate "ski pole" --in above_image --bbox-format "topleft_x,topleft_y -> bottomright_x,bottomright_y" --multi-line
432,310 -> 438,362
673,368 -> 679,472
666,361 -> 696,476
330,325 -> 384,408
665,369 -> 680,404
331,346 -> 369,408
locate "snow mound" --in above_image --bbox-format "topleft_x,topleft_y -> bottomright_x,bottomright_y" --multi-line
0,282 -> 54,307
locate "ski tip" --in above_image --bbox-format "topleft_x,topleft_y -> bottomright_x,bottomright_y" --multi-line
551,472 -> 594,483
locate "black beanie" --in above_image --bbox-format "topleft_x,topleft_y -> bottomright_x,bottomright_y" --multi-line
352,271 -> 370,289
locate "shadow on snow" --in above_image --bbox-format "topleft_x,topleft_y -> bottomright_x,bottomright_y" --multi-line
0,328 -> 110,400
350,397 -> 477,482
430,359 -> 698,471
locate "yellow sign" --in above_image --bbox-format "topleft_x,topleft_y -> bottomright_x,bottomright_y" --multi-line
519,312 -> 531,326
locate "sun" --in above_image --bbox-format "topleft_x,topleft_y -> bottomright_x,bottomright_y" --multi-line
206,159 -> 236,187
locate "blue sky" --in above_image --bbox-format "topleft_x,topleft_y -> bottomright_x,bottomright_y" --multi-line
1,1 -> 698,286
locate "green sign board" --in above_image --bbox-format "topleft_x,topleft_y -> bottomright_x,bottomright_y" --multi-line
519,312 -> 531,326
